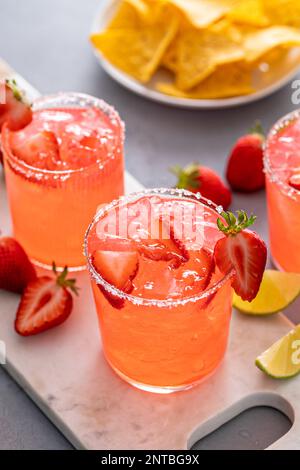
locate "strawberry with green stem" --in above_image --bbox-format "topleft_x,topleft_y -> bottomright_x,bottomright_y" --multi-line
170,163 -> 232,209
214,210 -> 267,301
15,262 -> 79,336
0,79 -> 32,130
0,79 -> 33,164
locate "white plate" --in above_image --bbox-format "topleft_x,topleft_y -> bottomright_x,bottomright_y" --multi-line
91,0 -> 300,109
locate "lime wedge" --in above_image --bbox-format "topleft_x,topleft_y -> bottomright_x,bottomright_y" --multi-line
233,270 -> 300,315
256,325 -> 300,379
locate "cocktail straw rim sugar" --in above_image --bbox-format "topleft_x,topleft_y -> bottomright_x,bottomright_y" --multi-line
264,109 -> 300,201
84,188 -> 235,308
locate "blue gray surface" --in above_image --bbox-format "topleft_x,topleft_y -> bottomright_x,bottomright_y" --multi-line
0,0 -> 299,450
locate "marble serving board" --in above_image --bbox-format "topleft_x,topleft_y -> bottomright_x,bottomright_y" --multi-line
1,63 -> 300,450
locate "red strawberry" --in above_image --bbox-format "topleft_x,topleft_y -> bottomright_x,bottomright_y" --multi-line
0,79 -> 32,131
93,249 -> 139,292
15,263 -> 78,336
0,236 -> 36,293
91,237 -> 136,253
138,217 -> 189,268
10,130 -> 60,169
186,246 -> 215,292
171,163 -> 232,209
226,121 -> 265,193
92,249 -> 139,309
59,131 -> 101,168
214,210 -> 267,301
289,173 -> 300,190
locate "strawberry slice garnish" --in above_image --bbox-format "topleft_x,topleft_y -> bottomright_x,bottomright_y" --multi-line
10,129 -> 60,169
93,249 -> 139,292
192,247 -> 215,292
214,210 -> 267,301
59,130 -> 101,168
289,173 -> 300,191
92,249 -> 139,309
15,263 -> 78,336
0,236 -> 36,293
0,79 -> 32,131
138,217 -> 189,268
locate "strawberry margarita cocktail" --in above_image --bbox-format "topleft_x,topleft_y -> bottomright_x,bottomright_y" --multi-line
2,92 -> 124,270
85,189 -> 239,393
264,110 -> 300,272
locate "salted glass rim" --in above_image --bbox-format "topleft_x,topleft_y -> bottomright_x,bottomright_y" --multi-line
2,92 -> 125,176
264,108 -> 300,201
84,188 -> 234,308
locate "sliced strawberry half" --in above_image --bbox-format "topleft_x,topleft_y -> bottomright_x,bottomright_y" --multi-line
193,247 -> 215,291
93,250 -> 139,292
214,210 -> 267,301
15,264 -> 79,336
289,173 -> 300,191
59,131 -> 101,168
92,249 -> 139,309
10,129 -> 60,169
138,217 -> 189,268
0,79 -> 32,131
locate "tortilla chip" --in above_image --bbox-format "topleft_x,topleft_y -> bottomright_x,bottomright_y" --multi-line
107,1 -> 142,29
244,26 -> 300,62
90,14 -> 178,82
157,62 -> 254,99
161,36 -> 179,72
167,0 -> 238,28
255,46 -> 290,66
263,0 -> 300,28
175,22 -> 244,90
125,0 -> 150,14
228,0 -> 269,26
108,0 -> 169,29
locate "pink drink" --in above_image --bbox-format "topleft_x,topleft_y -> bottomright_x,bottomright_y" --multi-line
2,93 -> 124,269
265,111 -> 300,272
85,189 -> 234,393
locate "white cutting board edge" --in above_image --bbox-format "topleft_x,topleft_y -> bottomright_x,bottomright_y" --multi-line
0,66 -> 300,450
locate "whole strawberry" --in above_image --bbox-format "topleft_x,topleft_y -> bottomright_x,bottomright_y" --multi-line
15,263 -> 79,336
226,121 -> 265,193
0,236 -> 36,293
171,163 -> 232,209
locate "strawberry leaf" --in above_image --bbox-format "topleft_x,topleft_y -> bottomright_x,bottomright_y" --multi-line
249,120 -> 265,138
52,262 -> 79,296
170,163 -> 200,190
217,210 -> 256,236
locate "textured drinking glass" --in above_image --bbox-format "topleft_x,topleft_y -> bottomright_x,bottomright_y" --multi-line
2,92 -> 124,270
85,189 -> 234,393
264,109 -> 300,272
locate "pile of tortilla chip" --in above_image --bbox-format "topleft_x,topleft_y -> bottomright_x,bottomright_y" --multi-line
90,0 -> 300,100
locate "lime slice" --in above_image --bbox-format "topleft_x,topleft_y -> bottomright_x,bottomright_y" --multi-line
233,270 -> 300,315
256,325 -> 300,379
